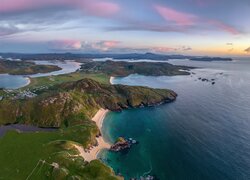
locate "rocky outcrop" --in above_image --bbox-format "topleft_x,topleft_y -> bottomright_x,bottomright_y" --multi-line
110,137 -> 131,152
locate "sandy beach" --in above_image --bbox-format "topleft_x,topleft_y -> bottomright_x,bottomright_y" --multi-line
110,76 -> 115,84
74,108 -> 110,162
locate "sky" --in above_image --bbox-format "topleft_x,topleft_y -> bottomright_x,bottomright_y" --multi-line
0,0 -> 250,56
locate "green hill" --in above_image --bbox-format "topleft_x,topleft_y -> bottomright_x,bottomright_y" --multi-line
0,60 -> 62,75
0,78 -> 176,179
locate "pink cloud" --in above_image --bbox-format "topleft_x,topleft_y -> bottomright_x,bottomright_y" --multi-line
152,46 -> 192,53
208,20 -> 240,35
91,40 -> 120,51
152,47 -> 175,53
102,41 -> 119,48
154,4 -> 240,35
154,4 -> 197,26
0,0 -> 120,17
49,40 -> 82,50
48,40 -> 119,51
0,0 -> 65,13
81,1 -> 120,17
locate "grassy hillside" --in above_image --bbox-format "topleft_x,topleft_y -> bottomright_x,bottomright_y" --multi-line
0,129 -> 120,180
0,78 -> 176,179
80,60 -> 191,76
0,60 -> 62,75
23,72 -> 110,91
0,78 -> 177,127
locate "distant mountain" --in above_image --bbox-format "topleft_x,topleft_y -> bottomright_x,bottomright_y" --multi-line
0,52 -> 232,61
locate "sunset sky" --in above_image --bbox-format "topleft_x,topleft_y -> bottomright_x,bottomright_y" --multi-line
0,0 -> 250,56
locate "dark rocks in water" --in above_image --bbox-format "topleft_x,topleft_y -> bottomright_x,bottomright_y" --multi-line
198,77 -> 217,85
110,137 -> 138,152
201,78 -> 209,82
110,137 -> 131,152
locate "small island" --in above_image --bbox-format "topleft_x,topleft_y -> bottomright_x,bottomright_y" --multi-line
190,57 -> 232,61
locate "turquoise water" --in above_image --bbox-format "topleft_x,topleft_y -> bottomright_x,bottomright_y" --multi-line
100,59 -> 250,179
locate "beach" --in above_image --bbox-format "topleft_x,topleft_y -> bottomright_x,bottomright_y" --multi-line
74,108 -> 110,162
110,76 -> 115,84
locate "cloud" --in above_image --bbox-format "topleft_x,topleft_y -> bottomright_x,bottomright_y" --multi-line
0,24 -> 20,36
152,47 -> 176,53
0,0 -> 120,38
244,47 -> 250,53
48,39 -> 191,54
153,4 -> 241,35
90,40 -> 120,51
0,0 -> 120,17
48,40 -> 119,52
80,1 -> 120,17
226,43 -> 233,45
154,5 -> 197,26
151,46 -> 192,53
208,20 -> 240,35
49,40 -> 82,50
181,46 -> 192,51
106,23 -> 186,33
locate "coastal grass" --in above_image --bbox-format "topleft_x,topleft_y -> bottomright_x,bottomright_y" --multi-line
80,60 -> 190,77
0,77 -> 176,179
0,60 -> 61,75
0,78 -> 176,127
23,72 -> 110,90
0,124 -> 119,180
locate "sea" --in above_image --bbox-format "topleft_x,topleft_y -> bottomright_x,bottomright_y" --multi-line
99,58 -> 250,180
0,60 -> 81,89
1,58 -> 250,179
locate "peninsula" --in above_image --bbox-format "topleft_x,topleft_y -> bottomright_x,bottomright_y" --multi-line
0,60 -> 62,75
0,68 -> 178,179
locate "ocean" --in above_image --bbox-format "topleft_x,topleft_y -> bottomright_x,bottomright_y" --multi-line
99,59 -> 250,180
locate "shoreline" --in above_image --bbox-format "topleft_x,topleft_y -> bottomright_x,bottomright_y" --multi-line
110,76 -> 115,84
74,108 -> 110,162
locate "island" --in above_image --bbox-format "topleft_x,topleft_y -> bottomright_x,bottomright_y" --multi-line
0,60 -> 62,75
190,57 -> 232,61
81,60 -> 191,76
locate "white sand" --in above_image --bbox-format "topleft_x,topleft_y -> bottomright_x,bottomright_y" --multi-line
110,76 -> 115,84
92,109 -> 109,130
74,108 -> 110,162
